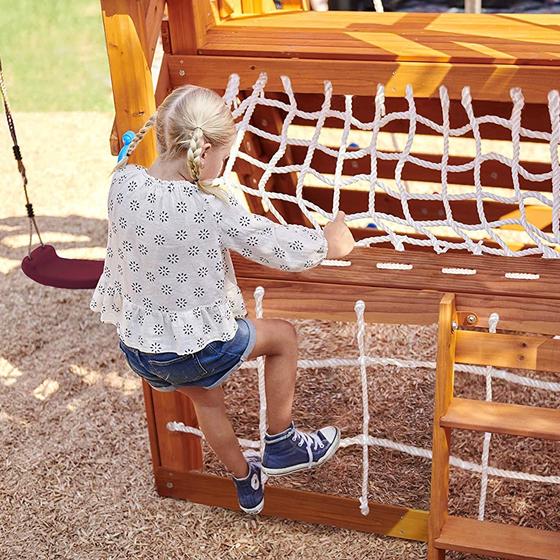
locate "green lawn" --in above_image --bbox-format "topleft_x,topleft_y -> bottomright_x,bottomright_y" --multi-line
0,0 -> 113,111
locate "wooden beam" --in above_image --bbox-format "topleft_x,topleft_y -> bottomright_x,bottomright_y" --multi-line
290,146 -> 553,194
235,276 -> 560,336
149,390 -> 203,472
435,515 -> 560,559
441,398 -> 560,440
428,294 -> 456,560
231,247 -> 560,301
155,468 -> 429,540
455,330 -> 560,373
292,94 -> 552,144
166,0 -> 217,54
101,0 -> 157,165
168,54 -> 557,103
302,186 -> 524,227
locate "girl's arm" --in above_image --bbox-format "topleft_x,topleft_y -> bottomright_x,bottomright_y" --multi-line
210,193 -> 332,272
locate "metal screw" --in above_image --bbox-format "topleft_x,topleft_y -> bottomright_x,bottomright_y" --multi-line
465,313 -> 478,325
261,119 -> 268,127
166,482 -> 174,488
178,69 -> 186,77
451,321 -> 458,331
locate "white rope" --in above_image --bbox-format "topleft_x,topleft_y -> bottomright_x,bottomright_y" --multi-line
219,73 -> 560,258
372,0 -> 384,12
355,300 -> 370,515
478,312 -> 499,521
239,356 -> 560,392
504,272 -> 540,280
166,425 -> 560,485
441,267 -> 477,276
254,286 -> 267,458
376,262 -> 413,270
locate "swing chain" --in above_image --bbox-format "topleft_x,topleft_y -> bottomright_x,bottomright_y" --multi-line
0,55 -> 44,258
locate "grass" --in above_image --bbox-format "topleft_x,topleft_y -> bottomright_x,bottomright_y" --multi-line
0,0 -> 113,111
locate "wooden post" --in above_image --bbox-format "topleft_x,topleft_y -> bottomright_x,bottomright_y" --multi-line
100,0 -> 202,478
166,0 -> 218,54
100,0 -> 157,165
428,293 -> 457,560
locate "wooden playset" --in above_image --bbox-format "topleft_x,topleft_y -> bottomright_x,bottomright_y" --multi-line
19,1 -> 560,559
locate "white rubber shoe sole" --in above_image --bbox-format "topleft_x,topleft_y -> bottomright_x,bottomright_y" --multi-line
261,427 -> 341,477
240,497 -> 264,515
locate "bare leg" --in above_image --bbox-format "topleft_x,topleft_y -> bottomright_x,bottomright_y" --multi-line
176,385 -> 249,478
247,318 -> 298,435
176,318 -> 298,477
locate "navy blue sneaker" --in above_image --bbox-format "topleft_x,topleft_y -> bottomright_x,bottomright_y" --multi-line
261,422 -> 341,477
232,451 -> 265,514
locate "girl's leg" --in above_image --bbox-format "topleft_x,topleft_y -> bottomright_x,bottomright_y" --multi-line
176,385 -> 249,478
246,318 -> 298,435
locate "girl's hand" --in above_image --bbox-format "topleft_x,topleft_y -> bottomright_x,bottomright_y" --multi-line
323,211 -> 355,259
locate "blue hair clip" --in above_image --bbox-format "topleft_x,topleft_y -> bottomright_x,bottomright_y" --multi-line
117,130 -> 136,162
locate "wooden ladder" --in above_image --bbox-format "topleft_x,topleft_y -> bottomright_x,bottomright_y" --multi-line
428,293 -> 560,560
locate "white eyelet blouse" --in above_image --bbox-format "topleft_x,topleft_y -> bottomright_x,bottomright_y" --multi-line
89,164 -> 328,354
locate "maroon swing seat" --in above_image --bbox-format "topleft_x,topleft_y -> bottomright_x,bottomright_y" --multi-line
21,244 -> 104,290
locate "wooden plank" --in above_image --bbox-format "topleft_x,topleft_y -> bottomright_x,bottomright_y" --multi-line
155,468 -> 429,540
154,54 -> 172,105
302,186 -> 524,227
107,0 -> 164,156
144,0 -> 166,66
237,277 -> 442,324
454,293 -> 560,336
141,380 -> 162,471
235,276 -> 560,335
204,12 -> 560,65
101,0 -> 157,166
435,515 -> 560,559
166,0 -> 217,54
291,94 -> 552,144
441,398 -> 560,440
169,54 -> 558,103
428,294 -> 456,560
289,145 -> 553,193
231,247 -> 560,301
151,390 -> 203,472
201,30 -> 560,66
455,330 -> 560,373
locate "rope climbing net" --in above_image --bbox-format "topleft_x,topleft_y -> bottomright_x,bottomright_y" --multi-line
168,75 -> 559,516
168,288 -> 560,517
219,72 -> 560,258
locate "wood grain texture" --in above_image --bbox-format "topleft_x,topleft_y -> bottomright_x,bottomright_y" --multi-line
150,390 -> 203,472
155,468 -> 429,540
166,0 -> 217,54
428,294 -> 456,560
290,146 -> 553,194
169,54 -> 557,103
455,330 -> 560,373
101,0 -> 157,165
435,515 -> 560,559
231,247 -> 560,301
441,398 -> 560,440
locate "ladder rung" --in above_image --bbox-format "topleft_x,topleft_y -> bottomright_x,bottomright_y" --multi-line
435,515 -> 560,560
441,398 -> 560,440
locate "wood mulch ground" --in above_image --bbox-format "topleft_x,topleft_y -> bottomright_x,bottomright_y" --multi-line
1,112 -> 558,559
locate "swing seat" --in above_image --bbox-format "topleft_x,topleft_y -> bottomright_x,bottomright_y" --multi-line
21,244 -> 104,289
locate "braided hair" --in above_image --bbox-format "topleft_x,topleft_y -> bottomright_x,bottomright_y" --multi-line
113,85 -> 235,201
112,112 -> 158,172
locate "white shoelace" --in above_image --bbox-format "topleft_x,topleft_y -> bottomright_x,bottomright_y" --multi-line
292,431 -> 325,465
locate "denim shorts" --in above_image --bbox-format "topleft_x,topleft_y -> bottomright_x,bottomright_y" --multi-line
118,317 -> 256,392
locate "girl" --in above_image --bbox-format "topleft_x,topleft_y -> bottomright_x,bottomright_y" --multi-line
90,85 -> 355,514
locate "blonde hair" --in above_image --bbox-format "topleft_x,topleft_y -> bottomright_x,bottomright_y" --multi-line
114,85 -> 236,200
